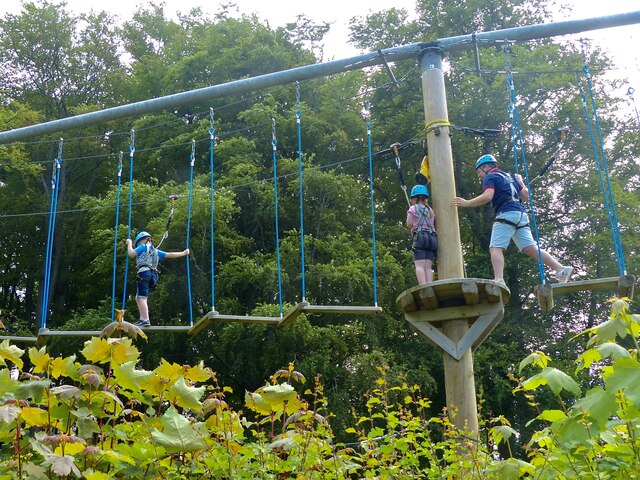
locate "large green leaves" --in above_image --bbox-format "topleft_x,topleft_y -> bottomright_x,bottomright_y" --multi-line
150,406 -> 207,453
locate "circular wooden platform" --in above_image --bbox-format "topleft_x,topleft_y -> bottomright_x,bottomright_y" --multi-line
396,278 -> 510,313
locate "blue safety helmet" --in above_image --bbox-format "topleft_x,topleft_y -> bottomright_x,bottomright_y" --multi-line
475,154 -> 497,170
134,231 -> 152,246
410,184 -> 429,198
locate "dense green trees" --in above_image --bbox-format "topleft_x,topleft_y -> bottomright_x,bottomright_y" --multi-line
0,0 -> 638,455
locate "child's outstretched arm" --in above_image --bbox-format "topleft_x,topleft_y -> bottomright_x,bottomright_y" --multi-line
164,249 -> 190,259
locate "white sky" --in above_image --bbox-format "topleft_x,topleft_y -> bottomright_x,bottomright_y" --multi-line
1,1 -> 639,94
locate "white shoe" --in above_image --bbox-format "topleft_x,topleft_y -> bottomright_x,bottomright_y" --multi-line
495,278 -> 507,289
557,267 -> 573,283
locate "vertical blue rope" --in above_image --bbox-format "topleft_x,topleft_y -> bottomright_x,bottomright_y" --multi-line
121,130 -> 135,311
185,140 -> 195,325
40,139 -> 63,329
365,110 -> 378,307
505,53 -> 546,284
110,152 -> 123,322
583,64 -> 626,275
40,160 -> 56,329
272,119 -> 284,317
209,109 -> 216,312
296,82 -> 306,302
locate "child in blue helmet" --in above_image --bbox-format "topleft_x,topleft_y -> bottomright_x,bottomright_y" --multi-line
126,231 -> 190,327
407,184 -> 438,284
453,154 -> 572,288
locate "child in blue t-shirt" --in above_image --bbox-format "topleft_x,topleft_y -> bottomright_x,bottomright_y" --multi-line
126,231 -> 189,327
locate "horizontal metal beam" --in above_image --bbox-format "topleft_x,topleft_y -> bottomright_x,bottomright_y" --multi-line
0,10 -> 639,144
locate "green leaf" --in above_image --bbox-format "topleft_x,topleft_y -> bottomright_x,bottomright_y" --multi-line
112,361 -> 154,393
50,385 -> 82,401
536,409 -> 567,423
571,386 -> 617,425
518,351 -> 550,373
0,369 -> 18,396
0,404 -> 21,423
605,357 -> 640,407
15,379 -> 51,403
0,340 -> 24,369
150,406 -> 207,453
525,367 -> 581,397
490,425 -> 518,446
167,377 -> 205,411
44,454 -> 81,477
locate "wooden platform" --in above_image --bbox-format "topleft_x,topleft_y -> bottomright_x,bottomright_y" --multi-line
0,335 -> 37,344
190,311 -> 281,336
36,324 -> 193,346
278,302 -> 383,329
396,279 -> 508,360
536,275 -> 635,311
396,278 -> 510,315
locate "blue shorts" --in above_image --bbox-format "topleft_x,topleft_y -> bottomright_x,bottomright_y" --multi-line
490,211 -> 536,251
136,270 -> 159,298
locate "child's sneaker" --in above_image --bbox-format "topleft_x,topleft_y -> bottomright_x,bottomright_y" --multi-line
134,319 -> 151,327
557,267 -> 573,283
495,278 -> 507,289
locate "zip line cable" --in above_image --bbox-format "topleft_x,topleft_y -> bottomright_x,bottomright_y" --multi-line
110,151 -> 123,323
40,139 -> 63,330
272,118 -> 284,317
505,45 -> 546,284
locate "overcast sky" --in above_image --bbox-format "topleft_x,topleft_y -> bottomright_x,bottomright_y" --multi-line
1,1 -> 638,91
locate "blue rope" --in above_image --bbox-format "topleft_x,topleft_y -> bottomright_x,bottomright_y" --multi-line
121,130 -> 135,311
272,118 -> 284,317
296,82 -> 306,302
580,66 -> 627,275
40,140 -> 63,329
40,161 -> 56,329
505,57 -> 546,284
110,152 -> 123,322
186,140 -> 196,325
209,109 -> 216,311
365,110 -> 378,307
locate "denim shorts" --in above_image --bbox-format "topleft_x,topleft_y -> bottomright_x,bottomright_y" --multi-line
136,269 -> 159,298
490,211 -> 536,251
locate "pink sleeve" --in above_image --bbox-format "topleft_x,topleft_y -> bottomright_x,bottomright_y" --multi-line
406,206 -> 416,229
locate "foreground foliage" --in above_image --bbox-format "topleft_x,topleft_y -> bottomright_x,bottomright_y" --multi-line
0,299 -> 639,478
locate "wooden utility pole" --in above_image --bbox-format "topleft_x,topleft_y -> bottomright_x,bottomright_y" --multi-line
420,47 -> 478,434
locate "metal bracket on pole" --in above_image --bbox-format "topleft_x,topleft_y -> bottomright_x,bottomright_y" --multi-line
377,49 -> 399,88
472,33 -> 482,77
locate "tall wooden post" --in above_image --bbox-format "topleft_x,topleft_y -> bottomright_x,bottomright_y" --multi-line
420,46 -> 479,435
